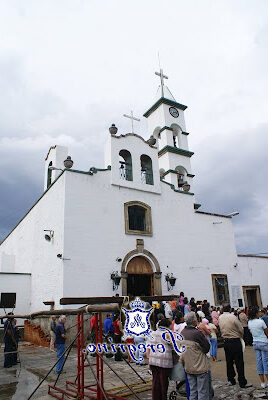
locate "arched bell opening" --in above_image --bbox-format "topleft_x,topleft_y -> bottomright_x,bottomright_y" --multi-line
119,149 -> 133,181
140,154 -> 154,185
170,123 -> 182,148
175,165 -> 189,191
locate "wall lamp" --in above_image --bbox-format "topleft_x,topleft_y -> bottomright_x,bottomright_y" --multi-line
44,230 -> 54,241
57,254 -> 71,260
165,272 -> 177,291
111,271 -> 121,291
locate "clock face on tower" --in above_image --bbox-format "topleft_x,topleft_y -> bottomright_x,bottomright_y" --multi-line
169,107 -> 179,118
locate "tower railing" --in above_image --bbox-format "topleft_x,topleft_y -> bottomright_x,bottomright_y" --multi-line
119,166 -> 132,181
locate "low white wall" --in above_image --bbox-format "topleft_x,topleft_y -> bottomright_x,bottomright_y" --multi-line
0,272 -> 31,327
0,174 -> 66,312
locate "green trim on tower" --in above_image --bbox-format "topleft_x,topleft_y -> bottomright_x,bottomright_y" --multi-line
175,165 -> 188,173
160,178 -> 194,196
161,169 -> 178,177
194,203 -> 201,210
159,126 -> 173,134
162,167 -> 194,178
89,166 -> 111,173
143,97 -> 187,118
158,145 -> 194,158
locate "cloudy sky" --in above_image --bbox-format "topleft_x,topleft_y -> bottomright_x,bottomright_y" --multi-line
0,1 -> 267,254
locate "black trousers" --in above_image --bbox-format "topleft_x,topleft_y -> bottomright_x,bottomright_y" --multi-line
243,327 -> 253,346
223,338 -> 247,387
114,334 -> 122,361
4,341 -> 16,368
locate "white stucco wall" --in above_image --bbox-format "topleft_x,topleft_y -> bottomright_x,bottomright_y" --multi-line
61,168 -> 241,307
0,174 -> 66,312
0,272 -> 31,327
236,256 -> 268,307
1,163 -> 267,314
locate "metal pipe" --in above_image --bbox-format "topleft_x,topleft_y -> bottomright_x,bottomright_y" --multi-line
27,330 -> 81,400
122,358 -> 146,384
86,354 -> 109,400
96,353 -> 141,400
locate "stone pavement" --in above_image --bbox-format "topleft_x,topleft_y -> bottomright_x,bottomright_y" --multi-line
0,342 -> 267,399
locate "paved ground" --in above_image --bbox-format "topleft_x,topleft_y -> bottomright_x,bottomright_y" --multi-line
0,343 -> 267,399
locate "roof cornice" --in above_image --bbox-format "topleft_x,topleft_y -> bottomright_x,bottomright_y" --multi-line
143,97 -> 188,118
238,254 -> 268,259
195,210 -> 232,219
112,133 -> 157,148
158,145 -> 194,158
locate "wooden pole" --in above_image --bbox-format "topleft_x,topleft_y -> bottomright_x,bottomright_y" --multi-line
0,303 -> 120,320
60,295 -> 177,305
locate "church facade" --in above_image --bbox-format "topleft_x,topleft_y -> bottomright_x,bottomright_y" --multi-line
1,76 -> 267,316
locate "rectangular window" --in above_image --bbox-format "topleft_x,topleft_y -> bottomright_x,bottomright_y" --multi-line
124,202 -> 152,236
0,293 -> 16,308
128,205 -> 146,231
211,274 -> 230,305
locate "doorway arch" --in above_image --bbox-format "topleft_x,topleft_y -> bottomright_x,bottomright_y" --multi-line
127,256 -> 153,296
121,247 -> 162,296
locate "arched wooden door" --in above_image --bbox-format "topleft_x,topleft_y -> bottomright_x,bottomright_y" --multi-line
126,256 -> 153,296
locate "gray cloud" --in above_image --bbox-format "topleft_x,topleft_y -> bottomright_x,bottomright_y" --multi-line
193,123 -> 268,254
0,0 -> 268,255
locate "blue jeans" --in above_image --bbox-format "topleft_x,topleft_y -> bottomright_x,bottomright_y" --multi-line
253,342 -> 268,375
210,338 -> 217,357
56,343 -> 65,373
134,336 -> 146,364
187,371 -> 210,400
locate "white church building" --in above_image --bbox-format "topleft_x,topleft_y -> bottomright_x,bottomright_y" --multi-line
1,72 -> 267,317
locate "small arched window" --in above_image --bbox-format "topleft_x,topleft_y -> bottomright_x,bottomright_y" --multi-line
124,201 -> 152,236
171,124 -> 182,148
119,150 -> 133,181
140,155 -> 154,185
47,161 -> 53,188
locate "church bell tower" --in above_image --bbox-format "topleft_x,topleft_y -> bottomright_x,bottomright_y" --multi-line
143,69 -> 195,193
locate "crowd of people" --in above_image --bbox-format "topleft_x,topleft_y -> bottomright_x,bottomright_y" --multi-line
87,296 -> 267,400
151,296 -> 268,399
47,297 -> 268,399
3,295 -> 267,400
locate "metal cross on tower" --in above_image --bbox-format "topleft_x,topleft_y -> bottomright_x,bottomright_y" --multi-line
123,110 -> 140,133
155,68 -> 168,97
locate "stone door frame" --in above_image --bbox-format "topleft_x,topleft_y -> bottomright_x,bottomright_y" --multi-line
121,240 -> 162,296
242,285 -> 263,308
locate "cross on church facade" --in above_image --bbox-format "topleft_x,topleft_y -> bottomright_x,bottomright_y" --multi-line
155,68 -> 168,97
123,110 -> 140,133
